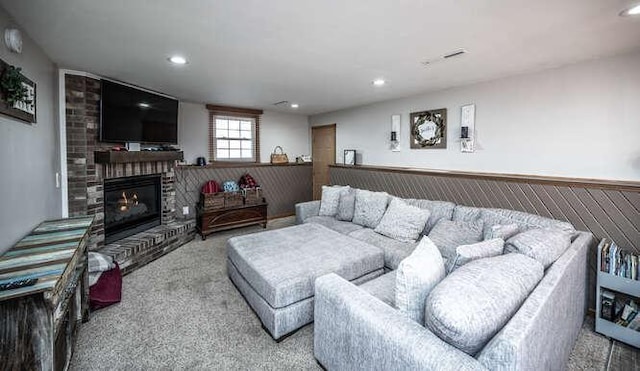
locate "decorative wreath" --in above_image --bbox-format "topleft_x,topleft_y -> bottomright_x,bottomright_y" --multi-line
411,111 -> 445,147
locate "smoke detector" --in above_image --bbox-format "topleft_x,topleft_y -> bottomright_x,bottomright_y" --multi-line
422,49 -> 467,66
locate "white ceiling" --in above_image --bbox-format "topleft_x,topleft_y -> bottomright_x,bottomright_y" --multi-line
2,0 -> 640,115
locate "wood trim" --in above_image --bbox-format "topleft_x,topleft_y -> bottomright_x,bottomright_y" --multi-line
95,151 -> 184,164
206,104 -> 263,116
312,123 -> 337,129
267,212 -> 295,220
329,164 -> 640,192
177,163 -> 311,169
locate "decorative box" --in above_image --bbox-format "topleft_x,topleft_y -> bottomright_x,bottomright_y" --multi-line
224,192 -> 244,208
242,188 -> 263,205
200,192 -> 225,210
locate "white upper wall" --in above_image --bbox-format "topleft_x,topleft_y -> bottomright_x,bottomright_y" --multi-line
178,102 -> 310,164
310,51 -> 640,181
0,8 -> 61,253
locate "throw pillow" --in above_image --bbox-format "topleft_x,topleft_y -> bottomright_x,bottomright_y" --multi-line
351,189 -> 390,228
452,205 -> 483,223
424,253 -> 544,355
483,223 -> 519,241
318,185 -> 349,217
446,238 -> 505,273
481,208 -> 575,234
504,228 -> 572,268
395,236 -> 446,324
336,188 -> 356,221
403,199 -> 456,235
374,198 -> 431,242
427,219 -> 483,262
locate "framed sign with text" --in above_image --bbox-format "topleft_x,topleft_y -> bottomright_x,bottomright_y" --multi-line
410,108 -> 446,149
0,58 -> 36,124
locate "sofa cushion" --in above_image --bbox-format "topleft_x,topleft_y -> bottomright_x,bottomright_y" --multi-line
504,228 -> 572,268
403,199 -> 456,234
227,223 -> 384,308
319,185 -> 349,217
424,253 -> 544,355
374,198 -> 431,242
359,270 -> 396,307
447,238 -> 504,273
427,219 -> 483,262
347,228 -> 417,270
304,216 -> 364,235
452,205 -> 483,223
396,237 -> 446,323
484,223 -> 519,241
336,188 -> 356,221
480,208 -> 575,234
352,189 -> 390,229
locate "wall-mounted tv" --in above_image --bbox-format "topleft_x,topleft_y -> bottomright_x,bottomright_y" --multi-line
100,80 -> 179,144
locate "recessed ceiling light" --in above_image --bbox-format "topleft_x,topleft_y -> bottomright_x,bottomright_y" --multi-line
168,55 -> 187,65
620,4 -> 640,16
138,102 -> 150,108
372,79 -> 386,86
290,103 -> 299,109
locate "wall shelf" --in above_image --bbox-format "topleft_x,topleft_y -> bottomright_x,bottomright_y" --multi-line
94,151 -> 183,164
595,239 -> 640,348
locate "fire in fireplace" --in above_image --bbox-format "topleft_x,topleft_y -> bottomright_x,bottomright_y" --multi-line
104,174 -> 161,244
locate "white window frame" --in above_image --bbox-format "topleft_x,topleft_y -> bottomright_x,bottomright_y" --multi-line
212,115 -> 257,162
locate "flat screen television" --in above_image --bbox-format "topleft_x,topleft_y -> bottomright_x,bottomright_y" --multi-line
100,80 -> 179,144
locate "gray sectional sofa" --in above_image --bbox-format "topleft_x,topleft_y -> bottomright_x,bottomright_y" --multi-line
296,189 -> 595,371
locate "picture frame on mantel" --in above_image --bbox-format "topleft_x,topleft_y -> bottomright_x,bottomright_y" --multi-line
344,149 -> 356,165
0,58 -> 36,124
410,108 -> 446,149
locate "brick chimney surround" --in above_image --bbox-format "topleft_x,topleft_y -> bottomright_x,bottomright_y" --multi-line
65,74 -> 195,275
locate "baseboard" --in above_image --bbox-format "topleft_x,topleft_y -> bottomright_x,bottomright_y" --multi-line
268,212 -> 295,220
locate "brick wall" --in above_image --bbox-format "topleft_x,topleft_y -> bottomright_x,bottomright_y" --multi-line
65,75 -> 177,251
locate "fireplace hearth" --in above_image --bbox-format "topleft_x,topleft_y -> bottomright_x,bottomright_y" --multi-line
104,175 -> 161,244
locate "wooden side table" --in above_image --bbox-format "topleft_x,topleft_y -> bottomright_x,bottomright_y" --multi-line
0,216 -> 93,370
196,201 -> 268,240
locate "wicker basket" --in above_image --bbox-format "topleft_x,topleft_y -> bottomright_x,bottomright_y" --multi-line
242,188 -> 263,205
200,192 -> 225,210
224,192 -> 244,208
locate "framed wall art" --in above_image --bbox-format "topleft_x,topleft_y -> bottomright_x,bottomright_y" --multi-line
0,58 -> 36,124
344,149 -> 356,165
410,108 -> 446,149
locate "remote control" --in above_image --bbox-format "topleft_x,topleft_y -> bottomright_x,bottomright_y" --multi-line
0,278 -> 38,291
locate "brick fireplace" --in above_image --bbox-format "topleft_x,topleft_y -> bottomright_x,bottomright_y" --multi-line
65,74 -> 194,274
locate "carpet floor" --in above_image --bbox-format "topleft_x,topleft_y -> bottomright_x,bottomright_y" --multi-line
71,217 -> 637,370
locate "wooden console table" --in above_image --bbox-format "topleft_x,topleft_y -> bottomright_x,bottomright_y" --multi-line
0,216 -> 93,370
196,201 -> 268,240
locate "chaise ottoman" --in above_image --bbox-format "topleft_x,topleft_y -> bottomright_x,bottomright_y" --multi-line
227,223 -> 384,340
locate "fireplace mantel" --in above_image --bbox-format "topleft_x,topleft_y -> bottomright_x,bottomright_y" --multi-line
95,151 -> 184,164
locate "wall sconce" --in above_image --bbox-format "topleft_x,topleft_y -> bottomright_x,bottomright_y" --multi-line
460,104 -> 475,153
390,114 -> 401,152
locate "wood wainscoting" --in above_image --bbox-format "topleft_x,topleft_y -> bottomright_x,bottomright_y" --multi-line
175,163 -> 312,220
330,164 -> 640,310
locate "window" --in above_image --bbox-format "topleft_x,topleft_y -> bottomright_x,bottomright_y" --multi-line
207,105 -> 263,163
214,116 -> 255,161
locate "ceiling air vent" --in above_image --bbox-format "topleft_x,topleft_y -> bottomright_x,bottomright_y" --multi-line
422,49 -> 467,66
443,49 -> 466,59
273,100 -> 289,107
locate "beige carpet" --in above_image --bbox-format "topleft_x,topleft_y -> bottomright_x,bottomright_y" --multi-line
70,217 -> 637,370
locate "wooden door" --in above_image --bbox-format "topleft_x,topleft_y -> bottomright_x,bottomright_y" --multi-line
312,124 -> 336,200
